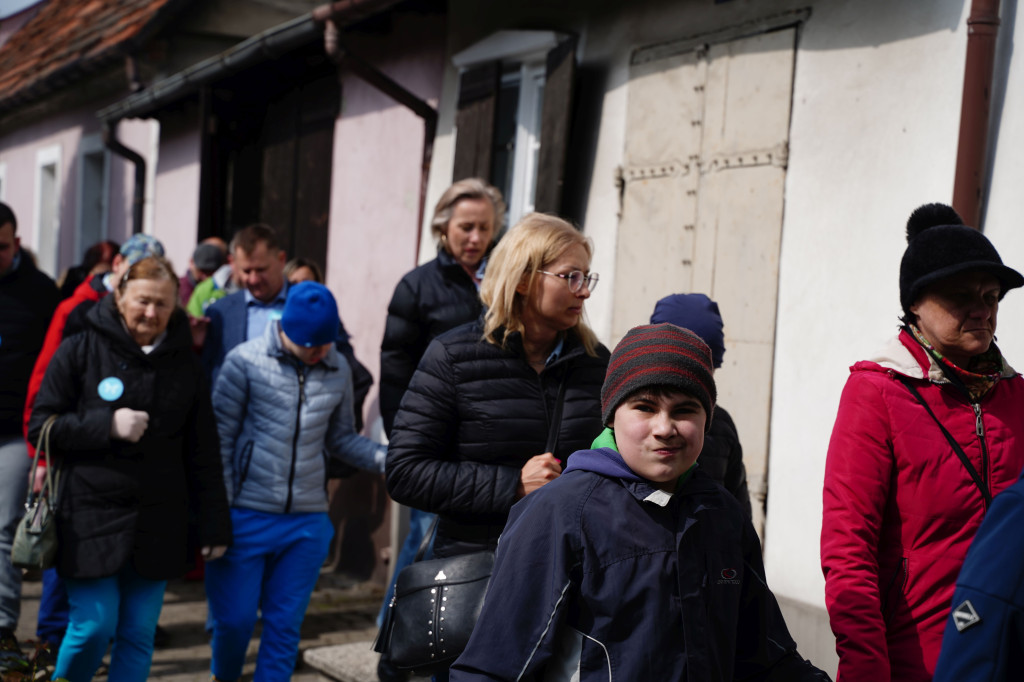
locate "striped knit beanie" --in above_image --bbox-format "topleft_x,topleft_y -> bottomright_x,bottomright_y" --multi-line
601,323 -> 716,431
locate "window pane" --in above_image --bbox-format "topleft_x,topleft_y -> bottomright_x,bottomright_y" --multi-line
490,68 -> 520,215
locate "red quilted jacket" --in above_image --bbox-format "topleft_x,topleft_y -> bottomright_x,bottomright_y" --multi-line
22,275 -> 105,456
821,330 -> 1024,682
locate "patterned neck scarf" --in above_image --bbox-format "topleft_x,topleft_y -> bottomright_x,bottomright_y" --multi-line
909,324 -> 1003,401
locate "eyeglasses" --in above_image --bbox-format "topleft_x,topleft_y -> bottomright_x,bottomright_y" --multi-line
537,269 -> 599,293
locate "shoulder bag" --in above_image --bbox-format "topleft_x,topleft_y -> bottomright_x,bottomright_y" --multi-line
12,415 -> 60,570
374,372 -> 569,674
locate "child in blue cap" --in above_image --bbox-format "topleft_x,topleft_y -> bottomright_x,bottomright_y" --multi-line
206,282 -> 385,681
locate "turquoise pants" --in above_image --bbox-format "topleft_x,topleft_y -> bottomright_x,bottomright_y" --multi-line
54,563 -> 166,682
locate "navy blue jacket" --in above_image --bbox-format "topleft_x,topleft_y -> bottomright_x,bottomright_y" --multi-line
201,286 -> 373,431
380,249 -> 483,437
933,472 -> 1024,681
451,447 -> 829,682
0,252 -> 58,435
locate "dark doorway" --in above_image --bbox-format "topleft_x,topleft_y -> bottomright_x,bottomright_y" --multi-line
199,46 -> 340,277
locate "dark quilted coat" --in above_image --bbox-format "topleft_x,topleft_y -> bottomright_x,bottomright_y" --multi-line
28,296 -> 232,580
386,320 -> 609,558
379,249 -> 483,437
699,405 -> 752,520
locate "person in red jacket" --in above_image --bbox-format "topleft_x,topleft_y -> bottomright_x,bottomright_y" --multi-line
821,203 -> 1024,682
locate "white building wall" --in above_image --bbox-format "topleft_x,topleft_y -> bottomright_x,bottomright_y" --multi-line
767,0 -> 969,604
420,0 -> 1024,673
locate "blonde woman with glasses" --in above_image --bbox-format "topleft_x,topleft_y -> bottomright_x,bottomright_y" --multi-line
385,213 -> 608,678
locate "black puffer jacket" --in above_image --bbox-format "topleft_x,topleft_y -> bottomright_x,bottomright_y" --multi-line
386,321 -> 609,558
700,405 -> 753,520
0,254 -> 58,436
28,295 -> 232,580
380,249 -> 483,437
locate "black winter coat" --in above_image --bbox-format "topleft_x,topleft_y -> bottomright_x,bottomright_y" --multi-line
386,321 -> 609,558
380,249 -> 483,437
28,296 -> 232,580
0,254 -> 58,436
700,405 -> 753,520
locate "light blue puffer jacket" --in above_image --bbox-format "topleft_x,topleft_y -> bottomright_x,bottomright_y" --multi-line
212,321 -> 385,513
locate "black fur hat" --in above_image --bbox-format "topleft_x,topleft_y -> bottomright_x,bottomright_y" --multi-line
899,203 -> 1024,318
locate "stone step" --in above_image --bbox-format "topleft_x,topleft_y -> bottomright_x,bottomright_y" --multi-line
303,641 -> 430,682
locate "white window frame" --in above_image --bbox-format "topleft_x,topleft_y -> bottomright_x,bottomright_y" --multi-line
34,144 -> 62,277
453,30 -> 566,227
75,134 -> 111,260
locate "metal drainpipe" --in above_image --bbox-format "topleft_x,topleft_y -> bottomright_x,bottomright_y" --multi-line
103,118 -> 146,235
321,17 -> 438,259
952,0 -> 1001,228
103,55 -> 148,235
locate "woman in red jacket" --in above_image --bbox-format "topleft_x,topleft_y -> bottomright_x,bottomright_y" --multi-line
821,203 -> 1024,682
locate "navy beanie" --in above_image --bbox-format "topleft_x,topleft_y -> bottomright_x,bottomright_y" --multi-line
650,293 -> 725,369
281,282 -> 339,347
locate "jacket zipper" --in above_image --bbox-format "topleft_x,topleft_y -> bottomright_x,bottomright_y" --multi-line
285,366 -> 305,513
972,402 -> 990,496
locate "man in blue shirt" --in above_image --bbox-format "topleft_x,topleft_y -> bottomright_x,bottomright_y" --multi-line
202,224 -> 288,385
201,224 -> 372,425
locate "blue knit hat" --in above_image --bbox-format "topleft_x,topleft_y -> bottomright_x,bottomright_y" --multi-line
119,233 -> 165,266
281,282 -> 339,347
650,293 -> 725,369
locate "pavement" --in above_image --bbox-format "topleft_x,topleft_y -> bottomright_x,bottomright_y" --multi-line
12,571 -> 387,681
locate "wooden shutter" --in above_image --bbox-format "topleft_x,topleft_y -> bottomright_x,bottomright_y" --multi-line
452,62 -> 499,181
534,36 -> 577,215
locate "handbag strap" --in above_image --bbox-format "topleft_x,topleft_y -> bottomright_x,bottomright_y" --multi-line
408,373 -> 570,564
25,415 -> 59,511
413,515 -> 440,563
894,374 -> 991,508
545,372 -> 569,455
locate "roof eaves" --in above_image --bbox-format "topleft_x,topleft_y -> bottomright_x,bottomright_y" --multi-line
0,0 -> 198,116
100,0 -> 407,123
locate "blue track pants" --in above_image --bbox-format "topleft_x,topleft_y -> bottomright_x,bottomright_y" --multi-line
206,508 -> 333,682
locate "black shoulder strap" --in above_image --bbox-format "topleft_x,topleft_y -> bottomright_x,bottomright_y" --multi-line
893,374 -> 991,509
545,372 -> 569,455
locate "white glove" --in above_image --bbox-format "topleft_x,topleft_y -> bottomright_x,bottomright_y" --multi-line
111,408 -> 149,443
202,545 -> 228,561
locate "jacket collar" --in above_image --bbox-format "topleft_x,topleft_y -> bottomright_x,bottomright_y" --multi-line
564,446 -> 713,506
263,318 -> 339,370
88,294 -> 190,357
494,324 -> 589,369
859,329 -> 1017,382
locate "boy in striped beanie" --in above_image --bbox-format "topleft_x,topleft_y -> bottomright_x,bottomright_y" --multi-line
451,323 -> 828,681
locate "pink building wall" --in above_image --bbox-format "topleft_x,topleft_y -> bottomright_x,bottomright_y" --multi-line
0,102 -> 153,280
151,115 -> 203,275
327,12 -> 447,431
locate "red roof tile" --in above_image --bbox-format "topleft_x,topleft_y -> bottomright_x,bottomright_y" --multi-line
0,0 -> 195,113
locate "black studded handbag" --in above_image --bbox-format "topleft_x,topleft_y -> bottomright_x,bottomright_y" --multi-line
374,374 -> 568,674
373,520 -> 495,675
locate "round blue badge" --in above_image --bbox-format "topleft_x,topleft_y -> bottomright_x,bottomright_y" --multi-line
98,377 -> 125,402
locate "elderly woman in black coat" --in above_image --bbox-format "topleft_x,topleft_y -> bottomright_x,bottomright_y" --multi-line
29,256 -> 231,682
